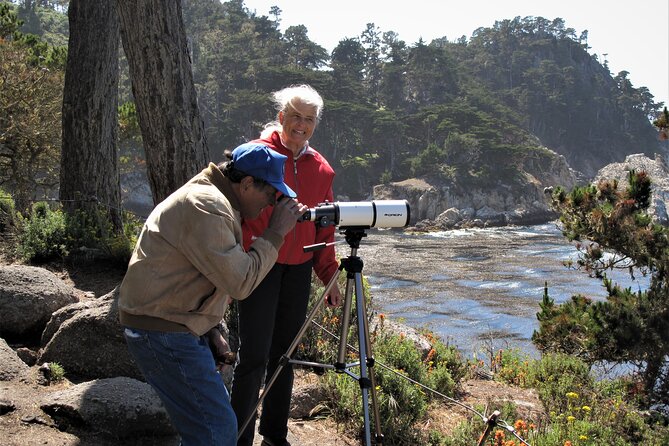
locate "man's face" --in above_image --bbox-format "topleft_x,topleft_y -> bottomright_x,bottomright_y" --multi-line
279,100 -> 317,151
239,179 -> 278,220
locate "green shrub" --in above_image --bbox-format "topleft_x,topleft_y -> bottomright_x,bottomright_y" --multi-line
528,353 -> 594,415
64,206 -> 141,265
425,363 -> 456,397
15,199 -> 141,264
429,339 -> 468,384
17,201 -> 68,261
375,365 -> 428,443
0,188 -> 17,233
323,363 -> 428,445
492,348 -> 533,387
375,332 -> 426,382
439,420 -> 478,446
48,362 -> 65,382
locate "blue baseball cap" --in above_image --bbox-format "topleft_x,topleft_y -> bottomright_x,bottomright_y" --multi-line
231,143 -> 297,198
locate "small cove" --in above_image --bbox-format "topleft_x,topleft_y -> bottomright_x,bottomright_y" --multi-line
333,223 -> 649,359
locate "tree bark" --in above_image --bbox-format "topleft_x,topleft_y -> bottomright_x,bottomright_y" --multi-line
60,0 -> 122,231
116,0 -> 209,205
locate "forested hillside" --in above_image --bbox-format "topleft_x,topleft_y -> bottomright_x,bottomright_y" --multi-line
2,0 -> 665,202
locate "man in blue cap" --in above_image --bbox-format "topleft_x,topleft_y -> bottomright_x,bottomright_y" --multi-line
119,142 -> 307,446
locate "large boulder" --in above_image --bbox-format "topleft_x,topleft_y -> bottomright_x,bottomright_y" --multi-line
0,265 -> 79,341
0,338 -> 30,381
38,287 -> 142,381
40,376 -> 177,440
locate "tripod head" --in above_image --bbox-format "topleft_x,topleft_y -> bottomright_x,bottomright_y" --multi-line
341,226 -> 368,249
302,226 -> 369,252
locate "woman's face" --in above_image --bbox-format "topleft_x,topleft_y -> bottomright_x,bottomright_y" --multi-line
279,100 -> 318,153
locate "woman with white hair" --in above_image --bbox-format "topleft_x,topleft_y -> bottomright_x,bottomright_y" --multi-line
231,84 -> 342,446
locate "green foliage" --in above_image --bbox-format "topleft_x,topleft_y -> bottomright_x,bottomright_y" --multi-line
17,201 -> 68,261
438,421 -> 478,446
420,329 -> 467,393
542,171 -> 669,406
409,143 -> 450,179
10,1 -> 658,208
308,303 -> 466,443
374,331 -> 426,382
1,2 -> 21,37
64,206 -> 141,265
525,373 -> 669,446
0,188 -> 17,233
15,199 -> 140,265
322,334 -> 429,444
374,367 -> 427,444
533,286 -> 598,357
527,353 -> 594,415
0,16 -> 64,213
48,362 -> 65,382
491,348 -> 533,387
439,351 -> 669,445
17,2 -> 69,47
179,5 -> 661,199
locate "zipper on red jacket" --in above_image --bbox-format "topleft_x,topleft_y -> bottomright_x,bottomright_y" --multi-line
292,157 -> 299,242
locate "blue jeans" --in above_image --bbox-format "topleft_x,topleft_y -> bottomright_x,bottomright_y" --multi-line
123,327 -> 237,446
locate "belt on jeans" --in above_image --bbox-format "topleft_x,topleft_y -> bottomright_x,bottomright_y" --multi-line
119,310 -> 191,333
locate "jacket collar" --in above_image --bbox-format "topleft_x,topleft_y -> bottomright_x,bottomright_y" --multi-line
270,131 -> 315,159
204,163 -> 241,212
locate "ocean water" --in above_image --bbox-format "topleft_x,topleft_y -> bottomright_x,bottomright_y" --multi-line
332,223 -> 649,359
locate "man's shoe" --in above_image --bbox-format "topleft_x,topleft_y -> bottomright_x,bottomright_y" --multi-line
260,437 -> 291,446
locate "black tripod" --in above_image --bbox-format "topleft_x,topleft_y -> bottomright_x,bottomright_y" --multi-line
237,227 -> 384,446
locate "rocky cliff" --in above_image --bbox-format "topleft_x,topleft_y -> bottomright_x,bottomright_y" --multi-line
373,148 -> 579,229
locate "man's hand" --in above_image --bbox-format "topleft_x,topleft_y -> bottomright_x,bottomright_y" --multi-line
268,196 -> 308,236
206,327 -> 235,373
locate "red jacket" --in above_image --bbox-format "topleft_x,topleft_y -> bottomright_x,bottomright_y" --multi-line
242,131 -> 339,284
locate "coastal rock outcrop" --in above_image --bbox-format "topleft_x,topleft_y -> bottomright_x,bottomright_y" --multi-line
374,148 -> 578,229
594,153 -> 669,224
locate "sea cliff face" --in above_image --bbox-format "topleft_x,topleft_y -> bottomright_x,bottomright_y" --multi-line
374,150 -> 669,230
373,148 -> 579,229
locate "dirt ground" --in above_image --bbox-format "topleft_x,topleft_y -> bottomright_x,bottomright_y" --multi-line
0,258 -> 543,445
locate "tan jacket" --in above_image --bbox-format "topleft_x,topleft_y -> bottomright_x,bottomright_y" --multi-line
118,163 -> 283,336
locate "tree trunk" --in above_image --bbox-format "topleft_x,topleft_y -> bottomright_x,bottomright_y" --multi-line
60,0 -> 122,231
116,0 -> 209,205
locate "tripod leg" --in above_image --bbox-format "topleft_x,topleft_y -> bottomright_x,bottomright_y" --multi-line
236,267 -> 341,441
352,271 -> 373,445
356,272 -> 384,445
335,271 -> 355,370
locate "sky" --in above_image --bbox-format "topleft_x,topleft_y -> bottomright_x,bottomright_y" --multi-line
242,0 -> 669,108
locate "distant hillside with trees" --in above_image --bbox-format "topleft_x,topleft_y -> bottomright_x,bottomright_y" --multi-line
2,0 -> 665,205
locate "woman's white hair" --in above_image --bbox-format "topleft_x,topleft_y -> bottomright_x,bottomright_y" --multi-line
260,84 -> 324,138
272,84 -> 324,120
